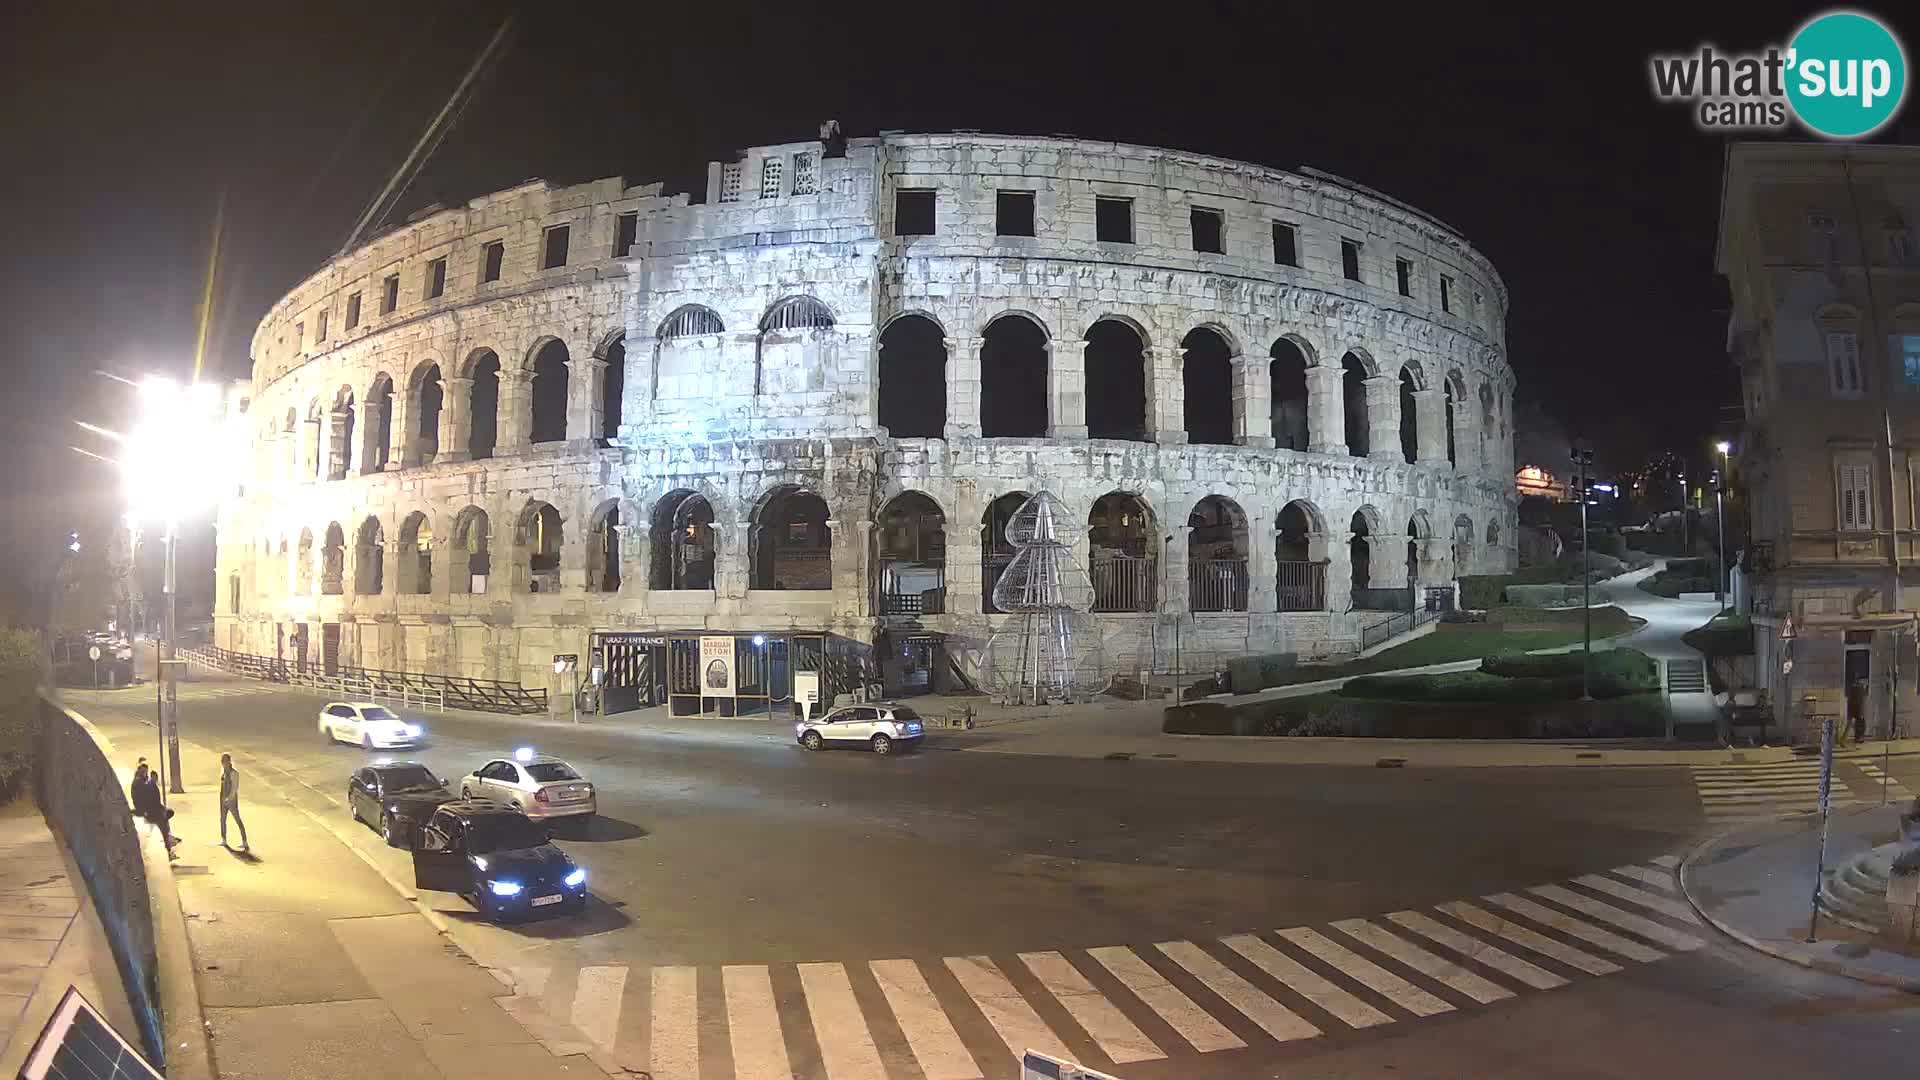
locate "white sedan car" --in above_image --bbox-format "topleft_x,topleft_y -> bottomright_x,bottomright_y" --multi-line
459,754 -> 596,821
318,702 -> 423,749
796,703 -> 924,754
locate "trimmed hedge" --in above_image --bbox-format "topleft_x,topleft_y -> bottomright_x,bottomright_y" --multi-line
1338,648 -> 1661,703
1224,652 -> 1299,695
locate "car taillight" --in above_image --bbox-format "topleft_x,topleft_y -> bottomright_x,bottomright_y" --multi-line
534,788 -> 550,804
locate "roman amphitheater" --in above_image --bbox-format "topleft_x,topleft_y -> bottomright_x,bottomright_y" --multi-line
213,128 -> 1516,715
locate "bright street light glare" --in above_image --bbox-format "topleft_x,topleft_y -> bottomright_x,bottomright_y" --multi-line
121,377 -> 239,526
1715,441 -> 1731,455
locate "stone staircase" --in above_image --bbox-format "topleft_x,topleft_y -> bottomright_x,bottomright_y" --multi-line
1817,843 -> 1897,933
1666,659 -> 1708,694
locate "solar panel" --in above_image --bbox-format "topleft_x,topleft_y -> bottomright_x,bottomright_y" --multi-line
16,986 -> 162,1080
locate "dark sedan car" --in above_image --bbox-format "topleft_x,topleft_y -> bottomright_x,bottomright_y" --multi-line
410,801 -> 588,922
348,762 -> 458,847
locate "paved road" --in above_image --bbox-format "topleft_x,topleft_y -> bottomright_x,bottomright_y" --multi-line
62,680 -> 1920,1080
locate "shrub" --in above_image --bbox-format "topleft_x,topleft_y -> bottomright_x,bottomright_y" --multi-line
1224,652 -> 1299,695
1163,701 -> 1258,735
1459,574 -> 1510,609
0,627 -> 45,802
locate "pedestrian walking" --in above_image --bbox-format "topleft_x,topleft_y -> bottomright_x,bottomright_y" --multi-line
219,753 -> 248,852
129,760 -> 177,857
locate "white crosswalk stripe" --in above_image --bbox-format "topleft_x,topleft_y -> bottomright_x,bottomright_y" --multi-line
492,859 -> 1708,1078
1852,759 -> 1917,802
1690,761 -> 1885,823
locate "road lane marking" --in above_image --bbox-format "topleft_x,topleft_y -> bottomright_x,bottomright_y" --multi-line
1275,927 -> 1452,1017
1483,893 -> 1667,962
1437,901 -> 1621,975
570,965 -> 626,1051
1020,951 -> 1164,1063
869,959 -> 980,1080
650,966 -> 699,1080
1085,946 -> 1244,1053
946,956 -> 1074,1065
1330,919 -> 1513,1004
1609,865 -> 1678,890
1384,911 -> 1567,990
1573,875 -> 1703,924
723,964 -> 793,1080
1155,941 -> 1320,1043
1528,886 -> 1705,951
1220,934 -> 1393,1029
1649,855 -> 1681,868
797,962 -> 886,1080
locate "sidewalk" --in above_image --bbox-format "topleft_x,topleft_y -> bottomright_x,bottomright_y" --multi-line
0,798 -> 139,1075
1680,802 -> 1920,991
79,712 -> 607,1080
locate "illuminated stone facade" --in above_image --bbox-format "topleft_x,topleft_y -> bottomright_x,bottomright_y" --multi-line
214,131 -> 1517,707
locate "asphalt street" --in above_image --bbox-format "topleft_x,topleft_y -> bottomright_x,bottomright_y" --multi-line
62,679 -> 1920,1080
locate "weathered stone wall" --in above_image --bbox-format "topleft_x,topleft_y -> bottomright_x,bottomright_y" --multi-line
217,132 -> 1517,694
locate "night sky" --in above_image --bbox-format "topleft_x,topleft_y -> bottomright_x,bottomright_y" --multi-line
2,2 -> 1913,611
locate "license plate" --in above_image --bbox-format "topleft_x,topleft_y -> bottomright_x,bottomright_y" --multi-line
530,894 -> 563,907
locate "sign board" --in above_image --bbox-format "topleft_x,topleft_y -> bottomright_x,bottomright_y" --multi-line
699,636 -> 735,697
597,632 -> 669,647
552,653 -> 578,674
794,670 -> 821,721
88,645 -> 102,661
1780,614 -> 1796,639
1021,1050 -> 1122,1080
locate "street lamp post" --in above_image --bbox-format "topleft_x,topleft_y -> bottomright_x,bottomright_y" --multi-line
1571,446 -> 1596,701
1713,441 -> 1731,614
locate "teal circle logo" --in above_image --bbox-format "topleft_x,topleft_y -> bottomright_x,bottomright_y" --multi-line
1786,11 -> 1907,138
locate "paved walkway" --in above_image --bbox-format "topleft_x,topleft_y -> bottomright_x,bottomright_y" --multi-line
0,798 -> 139,1075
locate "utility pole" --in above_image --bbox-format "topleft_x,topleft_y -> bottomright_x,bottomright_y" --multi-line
1712,464 -> 1728,613
1571,445 -> 1595,701
164,523 -> 182,794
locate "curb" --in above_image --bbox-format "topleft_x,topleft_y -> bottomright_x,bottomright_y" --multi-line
1677,821 -> 1920,994
137,818 -> 217,1080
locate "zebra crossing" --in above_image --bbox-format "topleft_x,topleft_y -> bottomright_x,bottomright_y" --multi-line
1692,757 -> 1916,825
495,858 -> 1703,1079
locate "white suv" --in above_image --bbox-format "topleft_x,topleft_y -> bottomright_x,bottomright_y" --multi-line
796,703 -> 925,755
319,702 -> 423,749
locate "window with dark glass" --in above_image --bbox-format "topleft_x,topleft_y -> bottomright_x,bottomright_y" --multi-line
1396,257 -> 1414,296
996,190 -> 1035,237
1191,207 -> 1224,254
1341,239 -> 1362,281
1096,197 -> 1133,243
1272,222 -> 1298,266
541,225 -> 570,269
895,189 -> 935,236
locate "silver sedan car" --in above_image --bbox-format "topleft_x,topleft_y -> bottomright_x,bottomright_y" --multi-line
458,754 -> 596,821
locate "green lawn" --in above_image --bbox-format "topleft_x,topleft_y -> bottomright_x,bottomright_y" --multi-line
1264,605 -> 1642,687
1233,689 -> 1669,739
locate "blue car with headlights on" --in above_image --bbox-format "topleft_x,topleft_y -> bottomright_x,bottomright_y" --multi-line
408,800 -> 588,922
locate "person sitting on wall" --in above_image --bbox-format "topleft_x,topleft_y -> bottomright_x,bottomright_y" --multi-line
129,759 -> 178,859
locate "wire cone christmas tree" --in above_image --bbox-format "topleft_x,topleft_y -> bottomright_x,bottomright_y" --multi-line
982,491 -> 1107,705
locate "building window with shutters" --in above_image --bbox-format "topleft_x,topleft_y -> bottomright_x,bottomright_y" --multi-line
1826,330 -> 1862,397
760,157 -> 783,199
1839,462 -> 1874,532
719,163 -> 743,203
791,152 -> 817,195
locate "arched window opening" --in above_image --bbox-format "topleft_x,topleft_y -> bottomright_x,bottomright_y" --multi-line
468,350 -> 500,459
321,523 -> 346,595
1187,495 -> 1248,612
450,508 -> 490,594
309,401 -> 325,479
355,517 -> 385,594
752,489 -> 831,590
1182,328 -> 1234,445
1487,519 -> 1501,546
1453,514 -> 1475,575
519,503 -> 563,593
588,505 -> 622,593
756,298 -> 836,397
980,316 -> 1047,437
297,529 -> 314,593
762,296 -> 835,333
282,409 -> 298,478
876,492 -> 946,615
877,315 -> 947,438
1270,339 -> 1310,451
329,389 -> 356,480
1399,368 -> 1418,464
659,305 -> 723,340
1341,353 -> 1369,457
649,492 -> 715,590
981,492 -> 1031,614
653,307 -> 725,402
1445,380 -> 1458,465
600,338 -> 625,440
1276,501 -> 1328,611
412,364 -> 442,465
1406,513 -> 1430,592
1089,493 -> 1157,612
364,375 -> 394,473
398,513 -> 432,595
530,340 -> 569,443
1349,511 -> 1372,593
1086,320 -> 1149,442
1478,382 -> 1495,465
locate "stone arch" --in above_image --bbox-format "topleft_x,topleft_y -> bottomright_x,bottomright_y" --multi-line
516,501 -> 564,593
528,338 -> 569,444
585,498 -> 628,593
328,386 -> 356,480
1398,366 -> 1419,464
1275,499 -> 1330,611
1269,336 -> 1312,451
321,521 -> 346,595
1340,352 -> 1369,457
755,297 -> 838,397
354,515 -> 385,594
1477,381 -> 1495,464
1089,491 -> 1158,612
649,489 -> 717,590
750,485 -> 832,590
597,332 -> 626,441
657,304 -> 725,339
760,295 -> 837,333
881,309 -> 948,336
1444,375 -> 1459,465
449,506 -> 491,594
877,313 -> 947,438
1347,508 -> 1377,592
981,490 -> 1032,614
1182,327 -> 1235,446
405,359 -> 443,466
1086,318 -> 1149,442
1452,513 -> 1475,574
1486,518 -> 1501,546
1188,495 -> 1249,612
464,348 -> 501,459
363,372 -> 395,473
979,311 -> 1049,438
875,490 -> 947,614
296,527 -> 314,593
398,511 -> 433,595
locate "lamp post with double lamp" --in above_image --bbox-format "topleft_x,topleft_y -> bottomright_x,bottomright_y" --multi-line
1714,441 -> 1731,613
121,378 -> 235,794
1570,445 -> 1596,701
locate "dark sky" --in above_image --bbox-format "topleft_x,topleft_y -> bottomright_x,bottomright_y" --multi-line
2,2 -> 1913,605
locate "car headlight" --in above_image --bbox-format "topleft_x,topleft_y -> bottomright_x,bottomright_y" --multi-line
488,880 -> 523,897
564,868 -> 587,888
795,723 -> 806,734
471,856 -> 488,871
404,724 -> 423,737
